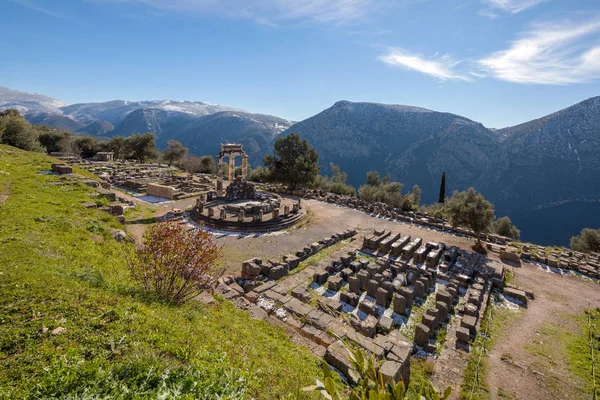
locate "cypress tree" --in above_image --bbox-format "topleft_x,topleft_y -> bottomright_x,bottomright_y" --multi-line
438,172 -> 446,203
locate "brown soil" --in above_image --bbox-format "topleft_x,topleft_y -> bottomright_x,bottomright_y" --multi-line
486,263 -> 600,400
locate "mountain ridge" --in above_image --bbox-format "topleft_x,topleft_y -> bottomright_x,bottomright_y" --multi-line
1,86 -> 599,245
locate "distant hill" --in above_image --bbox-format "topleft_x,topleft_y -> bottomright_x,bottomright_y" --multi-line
2,86 -> 599,245
0,87 -> 289,163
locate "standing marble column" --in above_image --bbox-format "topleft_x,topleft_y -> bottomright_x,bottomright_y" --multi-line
216,157 -> 224,197
228,156 -> 235,182
242,155 -> 248,181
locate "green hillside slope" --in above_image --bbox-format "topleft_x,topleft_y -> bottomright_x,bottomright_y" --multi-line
0,145 -> 320,399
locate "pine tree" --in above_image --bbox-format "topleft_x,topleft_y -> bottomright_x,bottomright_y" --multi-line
439,172 -> 446,203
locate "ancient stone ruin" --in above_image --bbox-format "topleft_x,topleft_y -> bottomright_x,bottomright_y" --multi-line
215,227 -> 520,389
217,143 -> 248,197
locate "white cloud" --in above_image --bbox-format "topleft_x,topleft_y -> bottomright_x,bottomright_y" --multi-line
479,19 -> 600,84
378,49 -> 469,81
11,0 -> 68,19
107,0 -> 378,25
483,0 -> 543,14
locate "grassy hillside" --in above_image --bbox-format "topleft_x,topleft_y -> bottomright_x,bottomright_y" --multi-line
0,145 -> 321,399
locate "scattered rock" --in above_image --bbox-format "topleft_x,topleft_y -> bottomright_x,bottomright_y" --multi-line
52,327 -> 67,335
37,327 -> 49,337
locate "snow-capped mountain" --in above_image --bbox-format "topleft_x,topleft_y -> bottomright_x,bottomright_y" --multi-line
0,87 -> 291,162
0,87 -> 67,115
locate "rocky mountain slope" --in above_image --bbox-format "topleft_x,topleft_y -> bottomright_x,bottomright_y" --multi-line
0,87 -> 290,162
277,98 -> 600,246
2,87 -> 598,245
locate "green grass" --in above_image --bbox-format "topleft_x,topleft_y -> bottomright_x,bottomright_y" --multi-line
525,308 -> 599,398
289,239 -> 351,276
460,294 -> 521,400
0,145 -> 321,399
405,357 -> 437,399
503,269 -> 514,286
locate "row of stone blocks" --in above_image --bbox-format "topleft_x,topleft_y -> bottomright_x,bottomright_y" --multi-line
222,263 -> 419,388
242,279 -> 413,387
240,229 -> 357,283
414,282 -> 461,351
302,189 -> 512,243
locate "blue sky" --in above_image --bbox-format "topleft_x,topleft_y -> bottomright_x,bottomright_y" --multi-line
1,0 -> 599,128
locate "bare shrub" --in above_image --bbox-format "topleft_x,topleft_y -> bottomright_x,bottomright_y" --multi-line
128,222 -> 223,305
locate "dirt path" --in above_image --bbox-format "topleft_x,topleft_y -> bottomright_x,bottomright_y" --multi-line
117,193 -> 496,273
486,263 -> 600,400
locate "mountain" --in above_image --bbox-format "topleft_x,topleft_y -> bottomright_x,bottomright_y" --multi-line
277,98 -> 600,246
171,111 -> 293,166
278,100 -> 498,198
2,87 -> 599,246
487,97 -> 600,246
76,120 -> 115,136
0,87 -> 67,115
0,87 -> 287,163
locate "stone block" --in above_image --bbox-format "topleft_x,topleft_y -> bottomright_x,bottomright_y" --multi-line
504,287 -> 528,305
414,280 -> 425,298
358,300 -> 378,317
399,287 -> 414,309
313,271 -> 329,285
465,303 -> 478,317
319,297 -> 343,315
367,279 -> 379,298
414,323 -> 430,347
380,360 -> 402,385
284,298 -> 312,317
436,302 -> 449,322
291,286 -> 311,303
340,268 -> 353,281
268,265 -> 286,280
376,287 -> 389,308
461,315 -> 477,335
340,291 -> 359,307
366,264 -> 379,278
328,275 -> 344,291
349,261 -> 361,272
382,281 -> 394,299
348,276 -> 361,295
357,270 -> 370,291
422,314 -> 437,331
377,315 -> 394,334
456,326 -> 470,343
436,290 -> 453,309
393,295 -> 406,315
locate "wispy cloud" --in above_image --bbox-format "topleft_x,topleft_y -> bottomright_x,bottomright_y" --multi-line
378,48 -> 469,81
478,19 -> 600,84
482,0 -> 544,14
104,0 -> 378,25
11,0 -> 68,19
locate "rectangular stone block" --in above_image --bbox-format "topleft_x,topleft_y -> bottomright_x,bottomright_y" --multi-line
399,287 -> 413,309
456,326 -> 470,343
348,276 -> 361,295
414,323 -> 430,347
376,287 -> 389,308
461,315 -> 477,335
328,275 -> 344,291
393,295 -> 406,315
367,279 -> 379,298
358,300 -> 378,317
313,271 -> 329,285
340,291 -> 359,307
357,270 -> 370,291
